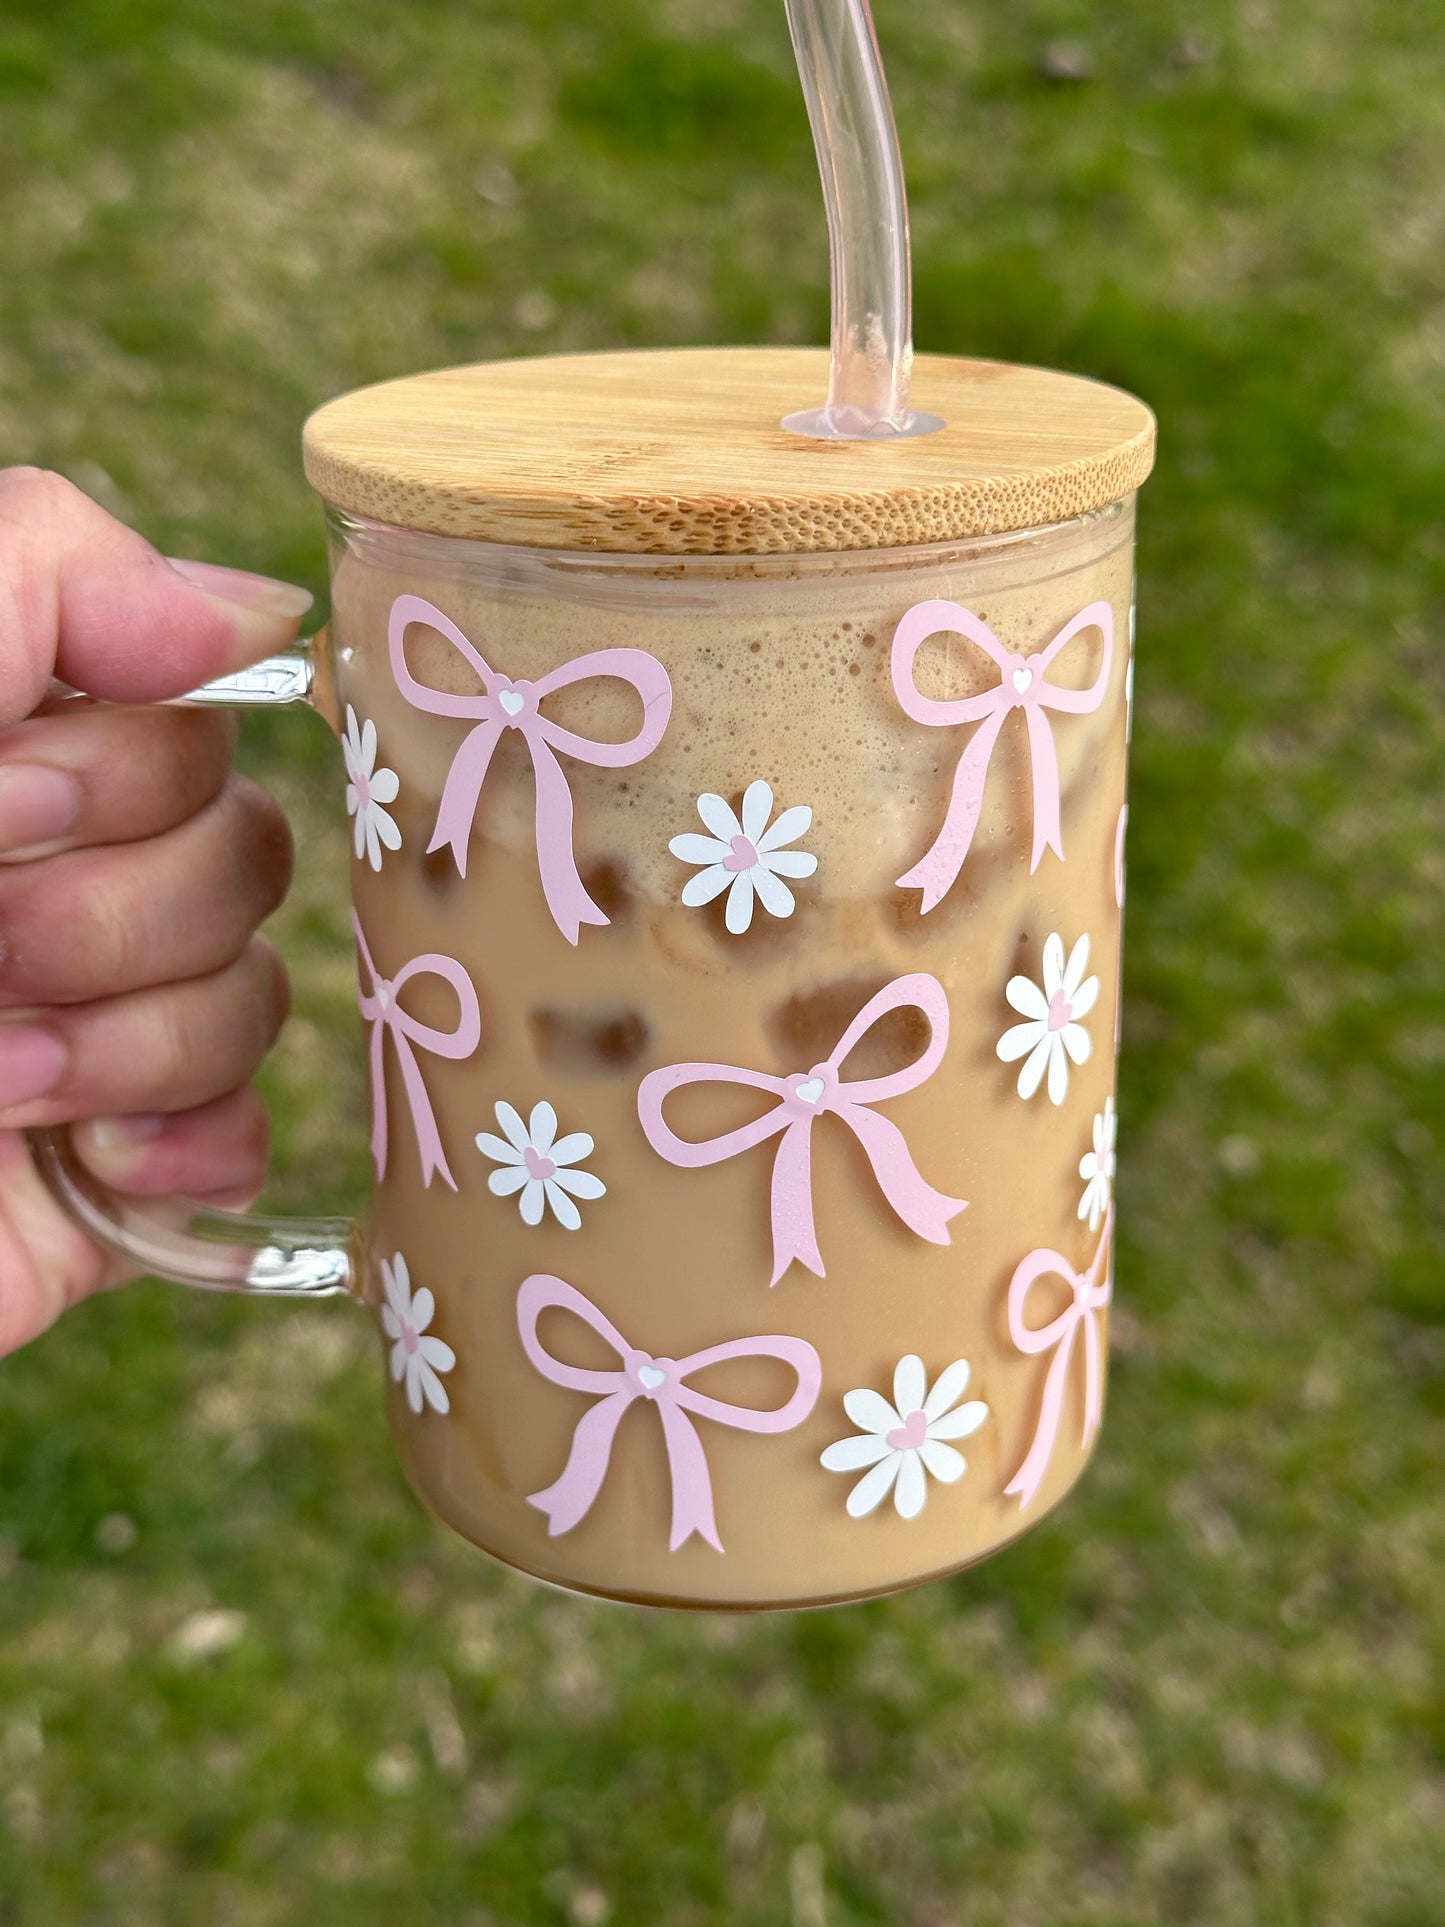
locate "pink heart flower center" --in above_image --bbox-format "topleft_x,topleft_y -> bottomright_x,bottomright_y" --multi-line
523,1146 -> 557,1181
353,768 -> 371,808
723,834 -> 759,873
401,1321 -> 419,1355
886,1409 -> 929,1452
1047,989 -> 1073,1032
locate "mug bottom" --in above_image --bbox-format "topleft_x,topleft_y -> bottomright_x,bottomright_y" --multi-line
403,1446 -> 1098,1613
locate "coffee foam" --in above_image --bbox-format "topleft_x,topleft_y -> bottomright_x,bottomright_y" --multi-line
330,507 -> 1133,908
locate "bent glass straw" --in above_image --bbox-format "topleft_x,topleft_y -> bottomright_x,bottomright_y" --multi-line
782,0 -> 943,438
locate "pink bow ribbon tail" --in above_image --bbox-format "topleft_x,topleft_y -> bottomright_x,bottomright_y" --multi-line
894,704 -> 1010,912
1003,1208 -> 1114,1510
637,972 -> 966,1287
524,734 -> 608,946
427,713 -> 505,881
388,594 -> 673,944
517,1274 -> 822,1552
891,597 -> 1114,908
353,912 -> 482,1190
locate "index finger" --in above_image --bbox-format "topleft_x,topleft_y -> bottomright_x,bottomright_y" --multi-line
0,467 -> 313,726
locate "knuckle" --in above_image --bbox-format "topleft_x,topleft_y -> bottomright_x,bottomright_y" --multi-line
137,703 -> 239,788
225,776 -> 294,908
151,983 -> 208,1092
224,945 -> 285,1070
227,1086 -> 273,1173
123,708 -> 240,827
0,866 -> 133,998
71,704 -> 237,821
250,935 -> 292,1037
150,967 -> 266,1102
184,703 -> 243,766
0,466 -> 83,515
78,878 -> 141,987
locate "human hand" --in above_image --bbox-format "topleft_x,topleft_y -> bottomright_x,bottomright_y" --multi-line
0,467 -> 312,1355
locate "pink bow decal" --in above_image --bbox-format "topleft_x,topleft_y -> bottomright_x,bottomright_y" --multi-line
892,597 -> 1114,910
389,594 -> 673,944
1004,1208 -> 1113,1510
517,1274 -> 821,1552
353,912 -> 482,1190
637,973 -> 966,1287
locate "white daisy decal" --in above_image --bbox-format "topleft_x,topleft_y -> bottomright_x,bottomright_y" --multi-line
1078,1096 -> 1117,1232
342,704 -> 402,871
820,1354 -> 988,1520
996,931 -> 1099,1106
669,779 -> 818,935
379,1251 -> 455,1416
475,1100 -> 606,1230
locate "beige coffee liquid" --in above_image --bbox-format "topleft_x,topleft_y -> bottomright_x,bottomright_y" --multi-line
331,500 -> 1133,1608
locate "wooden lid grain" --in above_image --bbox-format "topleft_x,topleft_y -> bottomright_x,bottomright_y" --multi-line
302,346 -> 1154,555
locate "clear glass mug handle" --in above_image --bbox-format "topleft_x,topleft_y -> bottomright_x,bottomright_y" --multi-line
26,641 -> 361,1298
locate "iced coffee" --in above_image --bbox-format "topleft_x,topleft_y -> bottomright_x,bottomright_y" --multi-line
329,493 -> 1135,1609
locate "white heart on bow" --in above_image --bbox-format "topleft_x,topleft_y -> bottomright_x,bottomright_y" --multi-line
1011,665 -> 1034,694
637,1365 -> 667,1390
375,983 -> 392,1010
794,1077 -> 826,1105
498,687 -> 526,716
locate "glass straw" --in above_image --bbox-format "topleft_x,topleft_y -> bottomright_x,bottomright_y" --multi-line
782,0 -> 943,439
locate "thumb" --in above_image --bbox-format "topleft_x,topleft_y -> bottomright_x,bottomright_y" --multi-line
0,467 -> 314,726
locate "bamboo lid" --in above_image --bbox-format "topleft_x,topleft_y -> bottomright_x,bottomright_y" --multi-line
302,347 -> 1154,555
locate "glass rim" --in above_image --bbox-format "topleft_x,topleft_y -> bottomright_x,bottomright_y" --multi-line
324,496 -> 1133,581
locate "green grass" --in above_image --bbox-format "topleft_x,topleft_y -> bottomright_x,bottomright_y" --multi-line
1,1 -> 1442,1921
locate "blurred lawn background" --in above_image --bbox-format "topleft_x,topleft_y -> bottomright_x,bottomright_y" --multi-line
1,0 -> 1442,1921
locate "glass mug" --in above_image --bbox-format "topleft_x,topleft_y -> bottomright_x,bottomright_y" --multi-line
35,352 -> 1148,1610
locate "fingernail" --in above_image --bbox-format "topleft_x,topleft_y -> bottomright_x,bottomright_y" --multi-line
166,557 -> 314,621
84,1113 -> 167,1154
0,1025 -> 68,1108
76,1112 -> 167,1176
0,765 -> 82,856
